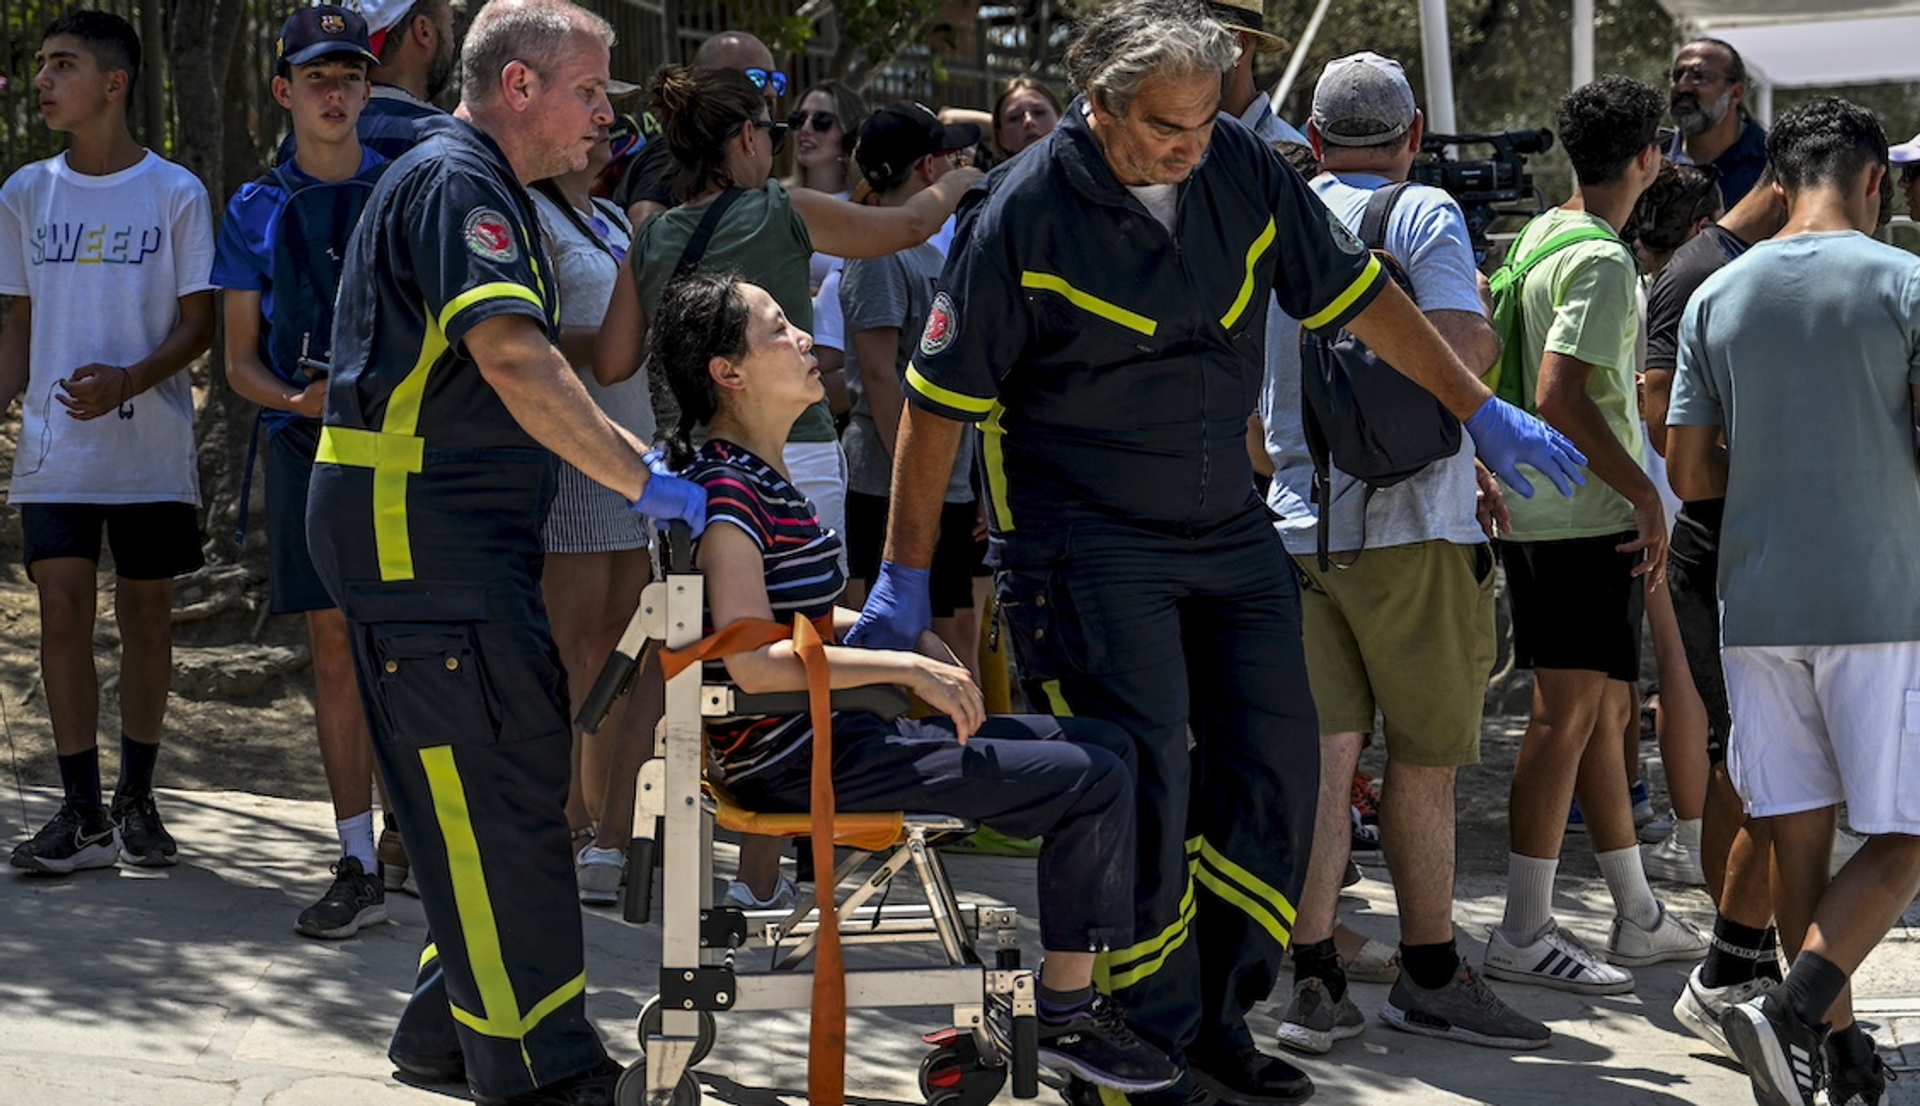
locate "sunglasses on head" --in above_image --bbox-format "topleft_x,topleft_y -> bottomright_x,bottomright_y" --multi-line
743,67 -> 788,98
789,109 -> 837,133
742,117 -> 790,154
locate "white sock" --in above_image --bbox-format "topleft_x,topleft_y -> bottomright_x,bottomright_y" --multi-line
1674,817 -> 1703,849
337,811 -> 377,870
1500,853 -> 1559,943
1597,845 -> 1661,929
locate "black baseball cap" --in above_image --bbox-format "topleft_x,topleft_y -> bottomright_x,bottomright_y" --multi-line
276,5 -> 380,70
854,103 -> 981,190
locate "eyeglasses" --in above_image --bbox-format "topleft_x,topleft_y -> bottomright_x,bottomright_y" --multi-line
741,117 -> 789,154
1669,66 -> 1727,87
742,67 -> 788,98
789,109 -> 837,133
1655,126 -> 1678,149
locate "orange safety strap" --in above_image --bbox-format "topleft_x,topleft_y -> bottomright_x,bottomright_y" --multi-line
659,614 -> 847,1106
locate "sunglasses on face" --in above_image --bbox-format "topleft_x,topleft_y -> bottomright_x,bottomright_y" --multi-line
789,109 -> 837,133
742,117 -> 790,154
1655,126 -> 1678,150
743,67 -> 788,98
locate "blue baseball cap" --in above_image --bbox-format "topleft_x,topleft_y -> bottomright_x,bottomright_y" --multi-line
276,5 -> 380,70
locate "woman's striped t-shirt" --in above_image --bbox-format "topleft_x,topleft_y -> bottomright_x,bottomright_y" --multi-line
685,438 -> 846,782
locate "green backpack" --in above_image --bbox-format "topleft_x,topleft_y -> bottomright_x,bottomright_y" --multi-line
1484,219 -> 1629,409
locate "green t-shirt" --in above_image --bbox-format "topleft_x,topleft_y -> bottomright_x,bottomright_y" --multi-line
1502,208 -> 1643,540
631,180 -> 836,443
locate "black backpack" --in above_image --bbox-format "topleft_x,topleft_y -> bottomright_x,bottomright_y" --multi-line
1299,180 -> 1463,570
260,160 -> 384,382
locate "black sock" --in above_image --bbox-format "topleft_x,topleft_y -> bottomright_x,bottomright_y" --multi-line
1758,926 -> 1784,982
115,733 -> 159,797
1036,982 -> 1094,1025
1827,1021 -> 1872,1067
1401,939 -> 1461,991
57,747 -> 102,809
1701,916 -> 1770,988
1292,938 -> 1346,1003
1781,950 -> 1847,1029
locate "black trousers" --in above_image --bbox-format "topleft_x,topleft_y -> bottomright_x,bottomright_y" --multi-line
995,508 -> 1320,1066
729,712 -> 1138,950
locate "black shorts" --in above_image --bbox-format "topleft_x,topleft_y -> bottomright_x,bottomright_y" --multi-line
1667,500 -> 1728,763
845,491 -> 980,617
264,420 -> 336,614
1497,532 -> 1644,682
21,500 -> 204,581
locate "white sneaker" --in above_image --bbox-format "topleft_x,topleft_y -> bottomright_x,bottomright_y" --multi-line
1482,920 -> 1634,995
1606,902 -> 1708,967
725,874 -> 799,910
576,844 -> 625,906
1641,822 -> 1705,886
1638,809 -> 1677,845
1672,964 -> 1774,1060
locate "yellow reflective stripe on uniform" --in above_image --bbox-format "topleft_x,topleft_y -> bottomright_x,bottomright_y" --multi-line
419,942 -> 440,972
1097,876 -> 1197,992
1191,834 -> 1297,948
1301,254 -> 1385,331
905,362 -> 996,416
1020,271 -> 1158,337
420,747 -> 585,1068
1219,217 -> 1278,330
979,402 -> 1014,532
315,426 -> 425,471
435,281 -> 544,350
1037,680 -> 1069,716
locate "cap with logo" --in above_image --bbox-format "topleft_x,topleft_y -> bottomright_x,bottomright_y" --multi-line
1312,51 -> 1417,147
277,4 -> 380,69
854,103 -> 981,190
1208,0 -> 1290,55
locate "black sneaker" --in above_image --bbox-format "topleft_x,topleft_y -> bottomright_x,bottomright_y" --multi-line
10,801 -> 118,874
1379,961 -> 1551,1050
111,789 -> 177,867
1038,992 -> 1181,1093
1186,1042 -> 1313,1105
1062,1073 -> 1219,1106
1826,1026 -> 1895,1106
296,857 -> 390,939
1722,991 -> 1828,1106
473,1057 -> 622,1106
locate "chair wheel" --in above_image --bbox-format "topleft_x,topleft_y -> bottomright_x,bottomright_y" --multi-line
615,1061 -> 700,1106
919,1035 -> 1007,1106
635,996 -> 716,1064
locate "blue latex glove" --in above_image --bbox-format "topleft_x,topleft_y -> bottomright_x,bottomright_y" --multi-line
633,451 -> 708,537
845,560 -> 932,649
1465,396 -> 1588,499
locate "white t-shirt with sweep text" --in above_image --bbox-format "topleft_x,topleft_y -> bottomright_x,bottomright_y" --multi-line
0,150 -> 214,505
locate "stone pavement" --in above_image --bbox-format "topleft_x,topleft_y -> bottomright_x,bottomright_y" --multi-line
2,786 -> 1916,1106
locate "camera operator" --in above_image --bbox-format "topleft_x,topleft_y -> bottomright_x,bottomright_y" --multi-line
1667,38 -> 1766,206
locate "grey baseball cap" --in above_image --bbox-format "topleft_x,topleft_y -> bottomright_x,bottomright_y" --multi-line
1312,51 -> 1417,147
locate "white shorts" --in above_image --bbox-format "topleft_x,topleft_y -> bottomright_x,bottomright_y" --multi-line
783,439 -> 850,576
1722,641 -> 1920,834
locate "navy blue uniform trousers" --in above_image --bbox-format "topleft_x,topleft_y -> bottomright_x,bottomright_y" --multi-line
994,507 -> 1319,1064
308,454 -> 608,1099
728,712 -> 1139,951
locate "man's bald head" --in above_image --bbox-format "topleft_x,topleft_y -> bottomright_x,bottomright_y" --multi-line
693,30 -> 773,72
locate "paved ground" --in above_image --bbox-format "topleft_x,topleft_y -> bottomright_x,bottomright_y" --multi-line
2,786 -> 1917,1106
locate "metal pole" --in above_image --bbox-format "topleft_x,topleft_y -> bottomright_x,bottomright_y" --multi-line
1417,0 -> 1457,134
1572,0 -> 1595,88
1270,0 -> 1336,115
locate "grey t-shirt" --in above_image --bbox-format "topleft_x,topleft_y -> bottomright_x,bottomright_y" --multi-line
840,240 -> 975,502
1260,173 -> 1484,555
1669,231 -> 1920,647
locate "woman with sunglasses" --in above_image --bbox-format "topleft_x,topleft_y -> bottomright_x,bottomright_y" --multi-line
596,66 -> 979,909
786,80 -> 867,199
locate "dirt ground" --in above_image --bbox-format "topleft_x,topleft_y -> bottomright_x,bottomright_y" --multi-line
0,541 -> 1660,890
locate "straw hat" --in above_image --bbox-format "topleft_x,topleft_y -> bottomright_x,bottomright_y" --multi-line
1209,0 -> 1290,54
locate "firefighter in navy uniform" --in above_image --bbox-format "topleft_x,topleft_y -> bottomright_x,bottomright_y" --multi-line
304,4 -> 705,1104
849,3 -> 1587,1103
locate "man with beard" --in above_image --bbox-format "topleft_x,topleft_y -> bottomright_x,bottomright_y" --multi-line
1666,37 -> 1766,207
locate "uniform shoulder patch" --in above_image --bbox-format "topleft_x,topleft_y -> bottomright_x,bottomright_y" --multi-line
1326,208 -> 1366,256
919,291 -> 957,357
463,208 -> 520,263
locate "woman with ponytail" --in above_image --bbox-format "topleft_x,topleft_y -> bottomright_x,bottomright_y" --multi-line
651,272 -> 1181,1098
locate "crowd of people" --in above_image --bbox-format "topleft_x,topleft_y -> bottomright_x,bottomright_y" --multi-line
2,1 -> 1917,1105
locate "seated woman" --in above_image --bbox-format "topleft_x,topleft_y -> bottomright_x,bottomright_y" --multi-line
651,272 -> 1179,1097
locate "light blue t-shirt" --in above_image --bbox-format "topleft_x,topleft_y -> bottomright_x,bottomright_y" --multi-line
1669,230 -> 1920,647
1260,173 -> 1484,555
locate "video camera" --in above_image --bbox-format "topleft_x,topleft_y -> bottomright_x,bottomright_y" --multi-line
1409,128 -> 1554,261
